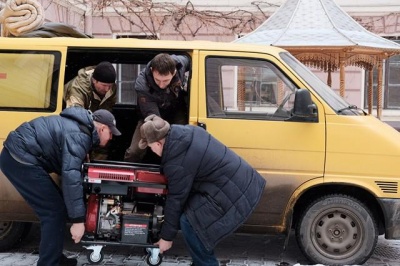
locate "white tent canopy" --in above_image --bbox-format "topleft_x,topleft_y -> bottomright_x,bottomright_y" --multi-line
235,0 -> 400,118
235,0 -> 400,51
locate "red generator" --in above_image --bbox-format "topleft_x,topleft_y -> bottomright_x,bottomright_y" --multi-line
81,162 -> 167,265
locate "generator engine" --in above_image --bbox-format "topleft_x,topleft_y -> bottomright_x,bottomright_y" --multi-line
85,193 -> 165,243
81,162 -> 167,265
94,196 -> 121,239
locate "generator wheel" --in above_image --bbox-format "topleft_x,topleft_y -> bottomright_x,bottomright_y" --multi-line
145,253 -> 162,266
87,250 -> 104,264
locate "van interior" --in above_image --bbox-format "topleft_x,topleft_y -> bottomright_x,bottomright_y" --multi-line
64,48 -> 192,164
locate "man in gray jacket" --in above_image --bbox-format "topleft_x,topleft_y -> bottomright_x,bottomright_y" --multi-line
0,107 -> 121,266
124,53 -> 190,162
138,115 -> 266,265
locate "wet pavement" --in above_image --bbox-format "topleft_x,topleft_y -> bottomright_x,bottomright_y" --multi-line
1,223 -> 400,265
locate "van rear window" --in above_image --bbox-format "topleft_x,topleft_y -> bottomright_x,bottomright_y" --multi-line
0,51 -> 60,111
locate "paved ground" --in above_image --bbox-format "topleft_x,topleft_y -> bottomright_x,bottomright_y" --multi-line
1,223 -> 400,265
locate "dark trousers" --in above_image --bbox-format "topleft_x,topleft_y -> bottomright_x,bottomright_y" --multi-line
124,119 -> 145,162
0,148 -> 67,266
180,214 -> 219,266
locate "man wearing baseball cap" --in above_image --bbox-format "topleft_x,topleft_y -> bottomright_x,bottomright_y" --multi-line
92,109 -> 121,137
64,61 -> 117,112
0,107 -> 120,266
138,114 -> 266,265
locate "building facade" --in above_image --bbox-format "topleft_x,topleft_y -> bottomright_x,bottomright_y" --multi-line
1,0 -> 399,118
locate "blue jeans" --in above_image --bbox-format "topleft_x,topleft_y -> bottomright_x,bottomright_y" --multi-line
0,148 -> 67,266
180,214 -> 219,266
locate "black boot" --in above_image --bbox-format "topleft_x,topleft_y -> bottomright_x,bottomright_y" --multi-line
59,253 -> 78,266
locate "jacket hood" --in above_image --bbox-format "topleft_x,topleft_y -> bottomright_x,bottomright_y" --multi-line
60,107 -> 99,145
60,107 -> 94,130
161,125 -> 193,164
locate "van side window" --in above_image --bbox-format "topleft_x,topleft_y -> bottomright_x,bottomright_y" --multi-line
0,51 -> 60,111
206,57 -> 297,120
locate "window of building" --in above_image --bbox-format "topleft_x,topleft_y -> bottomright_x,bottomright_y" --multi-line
386,54 -> 400,108
0,51 -> 60,111
364,39 -> 400,109
206,57 -> 298,120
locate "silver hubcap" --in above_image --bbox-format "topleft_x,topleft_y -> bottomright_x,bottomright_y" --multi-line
311,208 -> 363,260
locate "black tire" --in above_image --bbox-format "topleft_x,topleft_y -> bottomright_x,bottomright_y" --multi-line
145,253 -> 162,266
87,250 -> 104,264
0,221 -> 30,251
21,222 -> 33,240
295,194 -> 378,266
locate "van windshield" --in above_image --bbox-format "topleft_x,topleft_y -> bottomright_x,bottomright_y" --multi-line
280,52 -> 365,116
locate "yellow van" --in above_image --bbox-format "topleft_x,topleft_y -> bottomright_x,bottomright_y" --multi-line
1,37 -> 400,265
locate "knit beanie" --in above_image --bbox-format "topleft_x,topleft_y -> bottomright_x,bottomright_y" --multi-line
92,61 -> 116,83
138,115 -> 170,149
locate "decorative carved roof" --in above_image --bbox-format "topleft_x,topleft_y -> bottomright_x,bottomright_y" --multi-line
235,0 -> 400,53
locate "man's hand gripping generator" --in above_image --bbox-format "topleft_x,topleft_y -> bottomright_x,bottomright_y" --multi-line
81,162 -> 167,265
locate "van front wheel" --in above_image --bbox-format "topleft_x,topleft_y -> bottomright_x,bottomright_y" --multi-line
295,194 -> 378,265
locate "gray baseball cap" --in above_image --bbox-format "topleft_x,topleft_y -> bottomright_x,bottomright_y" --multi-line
92,109 -> 121,136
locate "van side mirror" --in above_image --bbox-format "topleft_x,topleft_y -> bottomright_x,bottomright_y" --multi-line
287,89 -> 318,122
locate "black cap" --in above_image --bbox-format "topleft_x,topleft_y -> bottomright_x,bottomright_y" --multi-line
92,109 -> 121,136
92,61 -> 116,84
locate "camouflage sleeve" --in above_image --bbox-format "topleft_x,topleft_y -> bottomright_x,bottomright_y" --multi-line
64,67 -> 94,109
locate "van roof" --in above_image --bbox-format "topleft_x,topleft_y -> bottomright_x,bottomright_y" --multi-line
0,37 -> 286,56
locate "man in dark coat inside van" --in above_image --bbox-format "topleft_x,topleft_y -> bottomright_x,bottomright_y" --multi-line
0,107 -> 121,266
124,53 -> 190,162
138,114 -> 266,265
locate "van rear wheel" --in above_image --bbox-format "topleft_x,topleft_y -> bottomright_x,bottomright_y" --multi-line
0,221 -> 31,251
295,194 -> 378,265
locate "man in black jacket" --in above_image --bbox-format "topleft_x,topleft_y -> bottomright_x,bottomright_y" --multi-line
138,115 -> 266,265
124,53 -> 190,162
0,107 -> 121,266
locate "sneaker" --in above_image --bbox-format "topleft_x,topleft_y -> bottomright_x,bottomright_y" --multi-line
60,253 -> 77,266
